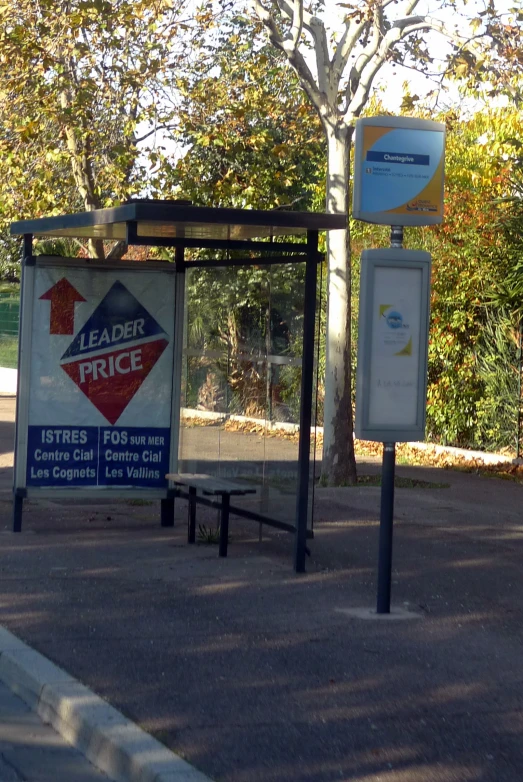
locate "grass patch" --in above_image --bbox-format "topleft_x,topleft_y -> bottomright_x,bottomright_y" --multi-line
318,474 -> 450,489
359,475 -> 449,488
236,474 -> 296,494
197,523 -> 224,544
126,498 -> 154,506
0,336 -> 18,369
476,469 -> 522,483
0,283 -> 20,296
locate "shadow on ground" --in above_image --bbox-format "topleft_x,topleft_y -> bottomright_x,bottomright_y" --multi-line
0,468 -> 522,782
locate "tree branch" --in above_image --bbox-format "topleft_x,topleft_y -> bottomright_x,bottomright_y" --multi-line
290,0 -> 303,47
345,11 -> 485,122
274,0 -> 330,93
392,13 -> 488,59
331,18 -> 367,91
250,0 -> 327,114
134,124 -> 178,144
309,16 -> 331,97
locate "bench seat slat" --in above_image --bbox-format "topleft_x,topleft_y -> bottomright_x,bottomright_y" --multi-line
166,473 -> 256,496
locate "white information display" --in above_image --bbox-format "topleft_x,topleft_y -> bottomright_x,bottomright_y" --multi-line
355,249 -> 431,442
16,260 -> 177,492
368,266 -> 422,427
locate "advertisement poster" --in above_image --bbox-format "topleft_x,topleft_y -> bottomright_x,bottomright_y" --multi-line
353,117 -> 446,226
25,266 -> 175,489
368,266 -> 422,428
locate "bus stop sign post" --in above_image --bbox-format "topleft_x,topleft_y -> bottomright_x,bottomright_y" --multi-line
377,441 -> 396,613
355,242 -> 432,615
377,226 -> 402,615
353,115 -> 444,614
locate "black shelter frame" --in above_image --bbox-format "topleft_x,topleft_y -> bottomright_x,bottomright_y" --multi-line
11,201 -> 346,572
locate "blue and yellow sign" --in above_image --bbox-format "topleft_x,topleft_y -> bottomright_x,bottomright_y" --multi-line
352,116 -> 446,226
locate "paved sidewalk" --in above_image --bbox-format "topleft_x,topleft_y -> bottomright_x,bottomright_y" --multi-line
2,396 -> 523,781
0,677 -> 110,781
0,624 -> 213,782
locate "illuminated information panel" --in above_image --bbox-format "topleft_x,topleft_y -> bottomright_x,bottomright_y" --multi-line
353,116 -> 446,226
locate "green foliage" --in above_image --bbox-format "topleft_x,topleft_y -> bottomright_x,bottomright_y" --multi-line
34,238 -> 84,258
355,475 -> 450,488
174,64 -> 523,450
197,523 -> 222,545
415,108 -> 522,447
164,19 -> 326,210
0,0 -> 195,261
0,236 -> 22,282
475,309 -> 520,452
347,105 -> 523,451
169,22 -> 326,421
0,279 -> 20,368
472,157 -> 523,453
0,336 -> 18,369
185,262 -> 307,421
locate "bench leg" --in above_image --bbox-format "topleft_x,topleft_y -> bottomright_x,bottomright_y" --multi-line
219,494 -> 230,557
13,494 -> 23,533
188,487 -> 196,543
160,498 -> 174,528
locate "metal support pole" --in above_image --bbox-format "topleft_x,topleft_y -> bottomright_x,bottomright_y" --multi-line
160,498 -> 174,528
375,224 -> 403,613
13,493 -> 23,534
219,494 -> 230,557
294,230 -> 319,573
517,317 -> 523,460
377,443 -> 396,613
12,234 -> 33,533
188,487 -> 196,543
390,225 -> 404,248
266,274 -> 272,422
166,244 -> 185,521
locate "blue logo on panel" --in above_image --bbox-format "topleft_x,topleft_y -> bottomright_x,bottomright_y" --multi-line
386,311 -> 403,329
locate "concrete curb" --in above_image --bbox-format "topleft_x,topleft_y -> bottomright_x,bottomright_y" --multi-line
0,625 -> 213,782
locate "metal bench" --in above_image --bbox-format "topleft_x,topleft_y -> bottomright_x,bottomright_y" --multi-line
165,473 -> 257,557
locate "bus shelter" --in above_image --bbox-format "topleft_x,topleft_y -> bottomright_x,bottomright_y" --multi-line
10,200 -> 345,571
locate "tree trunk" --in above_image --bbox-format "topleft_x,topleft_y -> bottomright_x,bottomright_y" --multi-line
60,85 -> 105,261
321,124 -> 358,485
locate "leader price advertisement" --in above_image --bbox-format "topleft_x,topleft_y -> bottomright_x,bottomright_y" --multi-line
22,265 -> 175,490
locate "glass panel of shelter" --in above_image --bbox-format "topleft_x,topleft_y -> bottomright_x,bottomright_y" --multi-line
178,262 -> 316,532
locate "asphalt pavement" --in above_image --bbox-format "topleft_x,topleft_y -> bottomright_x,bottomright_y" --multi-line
1,396 -> 523,781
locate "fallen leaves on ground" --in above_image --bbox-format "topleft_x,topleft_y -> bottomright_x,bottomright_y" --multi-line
180,417 -> 523,482
181,415 -> 300,441
355,440 -> 523,482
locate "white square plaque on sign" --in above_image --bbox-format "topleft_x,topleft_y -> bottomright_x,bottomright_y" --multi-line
355,249 -> 431,442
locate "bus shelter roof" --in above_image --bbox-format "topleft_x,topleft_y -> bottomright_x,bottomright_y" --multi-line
10,200 -> 346,243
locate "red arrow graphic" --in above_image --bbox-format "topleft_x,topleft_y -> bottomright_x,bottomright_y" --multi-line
40,278 -> 86,335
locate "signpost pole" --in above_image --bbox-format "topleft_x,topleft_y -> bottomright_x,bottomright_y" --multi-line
13,233 -> 34,533
294,230 -> 319,573
376,225 -> 403,614
377,442 -> 396,613
162,245 -> 185,528
352,115 -> 442,612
